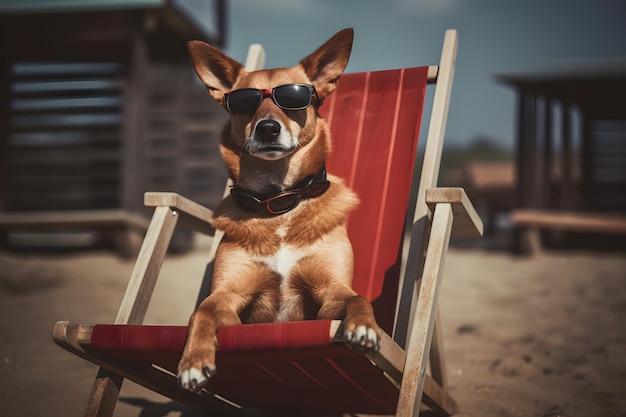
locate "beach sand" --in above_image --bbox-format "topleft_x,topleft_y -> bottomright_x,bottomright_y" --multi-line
1,236 -> 625,417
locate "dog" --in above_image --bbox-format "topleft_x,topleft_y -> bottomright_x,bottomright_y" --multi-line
178,28 -> 381,392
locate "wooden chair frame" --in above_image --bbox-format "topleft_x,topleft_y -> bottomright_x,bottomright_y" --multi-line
54,29 -> 483,417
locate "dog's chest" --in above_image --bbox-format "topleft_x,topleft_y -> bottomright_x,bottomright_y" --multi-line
254,226 -> 309,278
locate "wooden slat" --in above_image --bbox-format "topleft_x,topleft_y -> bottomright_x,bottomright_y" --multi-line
244,44 -> 266,71
422,374 -> 459,416
114,205 -> 178,325
426,187 -> 484,238
7,61 -> 124,216
394,28 -> 457,348
144,192 -> 214,235
397,203 -> 457,417
414,30 -> 458,222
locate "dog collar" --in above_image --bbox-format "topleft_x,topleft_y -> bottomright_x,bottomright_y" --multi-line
230,166 -> 330,215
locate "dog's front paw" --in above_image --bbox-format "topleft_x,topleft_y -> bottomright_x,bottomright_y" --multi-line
342,321 -> 381,353
177,349 -> 217,392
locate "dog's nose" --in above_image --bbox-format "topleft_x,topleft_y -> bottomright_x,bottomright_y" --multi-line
255,119 -> 281,142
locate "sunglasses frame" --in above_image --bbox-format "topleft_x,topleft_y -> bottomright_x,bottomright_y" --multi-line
230,179 -> 330,215
223,83 -> 318,115
232,189 -> 302,215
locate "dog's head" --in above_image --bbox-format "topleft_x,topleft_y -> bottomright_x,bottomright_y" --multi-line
188,29 -> 353,188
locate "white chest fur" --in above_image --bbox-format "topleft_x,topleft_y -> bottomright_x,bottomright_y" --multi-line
254,226 -> 309,278
252,226 -> 312,321
261,244 -> 308,279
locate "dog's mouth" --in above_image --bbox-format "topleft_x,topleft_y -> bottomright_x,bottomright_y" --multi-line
250,144 -> 297,161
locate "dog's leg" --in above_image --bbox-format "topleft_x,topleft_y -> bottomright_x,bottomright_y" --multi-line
177,290 -> 241,391
177,262 -> 279,391
318,285 -> 381,352
292,252 -> 381,353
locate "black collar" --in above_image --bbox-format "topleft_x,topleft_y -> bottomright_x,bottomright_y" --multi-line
230,166 -> 330,215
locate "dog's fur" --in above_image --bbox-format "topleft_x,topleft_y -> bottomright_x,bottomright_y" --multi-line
178,28 -> 381,391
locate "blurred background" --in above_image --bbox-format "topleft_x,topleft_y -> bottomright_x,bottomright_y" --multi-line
1,0 -> 625,254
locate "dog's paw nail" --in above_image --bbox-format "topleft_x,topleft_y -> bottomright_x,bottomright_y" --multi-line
178,367 -> 208,392
344,325 -> 380,353
366,328 -> 379,349
203,366 -> 217,378
344,330 -> 353,342
355,325 -> 367,344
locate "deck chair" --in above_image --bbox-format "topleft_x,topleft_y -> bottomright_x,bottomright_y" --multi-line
53,29 -> 482,417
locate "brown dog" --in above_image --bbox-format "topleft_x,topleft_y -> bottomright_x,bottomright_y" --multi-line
178,28 -> 381,391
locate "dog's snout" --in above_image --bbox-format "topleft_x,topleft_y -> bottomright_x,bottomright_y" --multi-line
255,119 -> 281,142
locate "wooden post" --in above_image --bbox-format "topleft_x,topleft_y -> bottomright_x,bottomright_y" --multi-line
543,98 -> 554,209
561,104 -> 572,209
396,203 -> 455,417
0,52 -> 10,213
580,113 -> 592,211
394,29 -> 457,348
514,92 -> 539,252
121,31 -> 148,215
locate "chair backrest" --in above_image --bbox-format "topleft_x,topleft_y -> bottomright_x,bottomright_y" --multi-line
204,31 -> 457,338
321,67 -> 429,333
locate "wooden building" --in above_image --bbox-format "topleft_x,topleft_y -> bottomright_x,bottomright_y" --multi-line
0,0 -> 228,253
499,68 -> 626,252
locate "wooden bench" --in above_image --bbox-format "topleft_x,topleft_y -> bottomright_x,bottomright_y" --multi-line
0,210 -> 150,257
511,208 -> 626,255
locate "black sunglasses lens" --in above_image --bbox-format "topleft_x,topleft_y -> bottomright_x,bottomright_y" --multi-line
274,85 -> 311,109
268,194 -> 299,214
228,89 -> 262,114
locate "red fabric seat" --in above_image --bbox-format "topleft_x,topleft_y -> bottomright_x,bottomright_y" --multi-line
91,321 -> 399,414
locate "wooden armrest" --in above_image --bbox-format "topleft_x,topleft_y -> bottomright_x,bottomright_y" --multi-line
426,187 -> 483,238
144,192 -> 214,236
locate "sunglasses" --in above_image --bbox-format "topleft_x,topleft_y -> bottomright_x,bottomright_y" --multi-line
223,84 -> 318,115
231,180 -> 330,215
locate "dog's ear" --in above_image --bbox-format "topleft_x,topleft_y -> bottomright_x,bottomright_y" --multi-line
299,28 -> 353,101
188,40 -> 244,103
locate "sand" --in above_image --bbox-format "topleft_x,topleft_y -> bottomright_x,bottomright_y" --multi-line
1,236 -> 625,417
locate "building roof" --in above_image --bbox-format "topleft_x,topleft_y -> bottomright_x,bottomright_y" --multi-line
0,0 -> 223,46
498,66 -> 626,118
0,0 -> 165,13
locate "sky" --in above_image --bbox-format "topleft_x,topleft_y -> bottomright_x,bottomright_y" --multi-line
208,0 -> 626,150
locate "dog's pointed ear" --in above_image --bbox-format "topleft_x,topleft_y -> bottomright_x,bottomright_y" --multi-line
299,28 -> 353,101
188,40 -> 244,104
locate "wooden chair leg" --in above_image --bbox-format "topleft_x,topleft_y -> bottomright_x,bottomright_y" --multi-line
80,205 -> 179,416
429,310 -> 448,389
83,370 -> 124,417
396,203 -> 456,417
